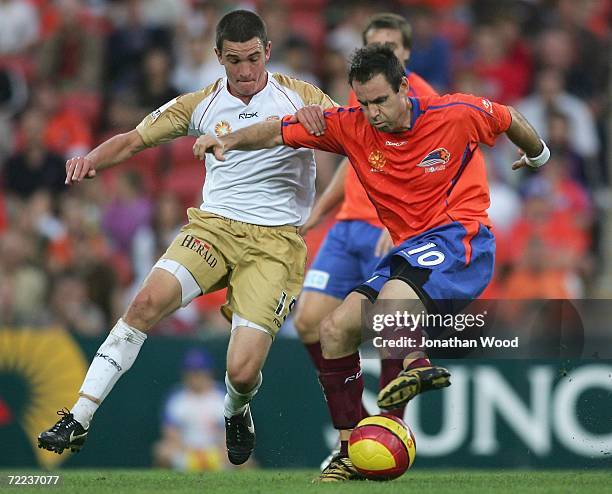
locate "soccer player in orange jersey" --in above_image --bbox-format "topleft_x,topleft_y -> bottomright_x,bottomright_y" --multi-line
293,14 -> 438,434
193,45 -> 550,481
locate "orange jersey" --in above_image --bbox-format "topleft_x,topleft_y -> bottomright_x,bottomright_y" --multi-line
338,71 -> 438,226
282,93 -> 512,244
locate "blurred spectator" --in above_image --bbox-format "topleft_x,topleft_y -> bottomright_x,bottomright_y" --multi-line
132,191 -> 184,286
136,47 -> 178,113
138,0 -> 191,31
0,228 -> 48,325
0,67 -> 28,162
406,6 -> 451,92
546,108 -> 592,186
268,36 -> 320,86
3,108 -> 66,198
503,237 -> 575,299
37,0 -> 103,91
30,80 -> 93,159
550,0 -> 609,100
101,171 -> 152,255
516,69 -> 599,162
466,24 -> 530,103
326,2 -> 374,59
153,349 -> 228,471
46,271 -> 106,336
172,34 -> 225,93
0,0 -> 39,55
104,0 -> 173,92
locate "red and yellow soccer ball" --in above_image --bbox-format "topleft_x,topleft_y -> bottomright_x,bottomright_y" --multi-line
348,414 -> 416,480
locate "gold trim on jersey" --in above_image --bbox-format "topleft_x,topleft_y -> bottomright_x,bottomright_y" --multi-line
136,78 -> 224,147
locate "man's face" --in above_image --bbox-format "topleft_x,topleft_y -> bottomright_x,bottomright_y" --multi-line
353,73 -> 408,132
364,28 -> 410,65
216,37 -> 271,97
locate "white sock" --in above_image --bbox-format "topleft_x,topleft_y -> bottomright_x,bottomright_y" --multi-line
224,372 -> 262,418
71,319 -> 147,428
71,397 -> 98,429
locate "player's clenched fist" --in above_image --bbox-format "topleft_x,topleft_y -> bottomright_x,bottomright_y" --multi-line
193,134 -> 227,162
65,156 -> 96,185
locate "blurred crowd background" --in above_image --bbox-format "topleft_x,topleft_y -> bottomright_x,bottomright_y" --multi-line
0,0 -> 610,337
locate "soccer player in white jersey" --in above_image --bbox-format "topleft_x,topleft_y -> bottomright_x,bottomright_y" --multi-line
38,10 -> 335,466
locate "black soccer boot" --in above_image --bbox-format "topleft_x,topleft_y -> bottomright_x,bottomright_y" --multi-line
38,409 -> 89,454
225,405 -> 255,465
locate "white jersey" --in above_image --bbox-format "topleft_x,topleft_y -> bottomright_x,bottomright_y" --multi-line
136,72 -> 336,226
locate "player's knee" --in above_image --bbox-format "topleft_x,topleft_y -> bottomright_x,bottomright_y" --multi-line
226,359 -> 261,393
124,289 -> 166,330
319,313 -> 347,354
293,304 -> 320,343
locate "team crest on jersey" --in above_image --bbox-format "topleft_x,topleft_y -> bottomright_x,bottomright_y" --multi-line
368,150 -> 387,172
214,120 -> 232,136
417,148 -> 450,173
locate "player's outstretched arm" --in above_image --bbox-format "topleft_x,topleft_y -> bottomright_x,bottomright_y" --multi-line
505,107 -> 551,170
193,121 -> 283,161
65,130 -> 146,185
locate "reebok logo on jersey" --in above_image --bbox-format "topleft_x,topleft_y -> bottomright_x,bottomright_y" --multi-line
239,112 -> 259,119
385,140 -> 407,147
417,148 -> 450,173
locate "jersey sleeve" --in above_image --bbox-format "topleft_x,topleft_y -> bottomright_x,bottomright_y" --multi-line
452,93 -> 512,146
136,91 -> 206,147
281,108 -> 346,155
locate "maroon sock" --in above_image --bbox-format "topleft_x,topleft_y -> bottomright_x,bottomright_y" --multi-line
406,357 -> 432,370
380,358 -> 406,418
307,342 -> 369,420
304,341 -> 325,372
318,353 -> 364,430
340,440 -> 349,456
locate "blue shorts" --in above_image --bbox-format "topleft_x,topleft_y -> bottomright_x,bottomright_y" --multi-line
303,220 -> 384,299
355,222 -> 495,315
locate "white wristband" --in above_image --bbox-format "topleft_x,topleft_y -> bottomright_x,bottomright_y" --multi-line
525,140 -> 550,168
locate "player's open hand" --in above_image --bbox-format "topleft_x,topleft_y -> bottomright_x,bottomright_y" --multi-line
65,156 -> 96,185
374,228 -> 394,257
290,105 -> 326,136
193,134 -> 226,161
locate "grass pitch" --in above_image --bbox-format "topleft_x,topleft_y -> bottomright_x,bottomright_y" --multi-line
1,469 -> 610,494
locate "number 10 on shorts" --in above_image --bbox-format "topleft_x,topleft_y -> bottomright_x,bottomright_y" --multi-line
406,242 -> 445,267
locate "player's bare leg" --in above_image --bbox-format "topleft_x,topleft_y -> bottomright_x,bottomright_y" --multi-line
315,292 -> 368,482
224,325 -> 272,465
375,279 -> 451,410
38,268 -> 182,454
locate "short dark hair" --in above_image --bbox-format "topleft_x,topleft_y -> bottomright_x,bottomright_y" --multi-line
215,10 -> 268,51
348,45 -> 405,92
362,13 -> 412,50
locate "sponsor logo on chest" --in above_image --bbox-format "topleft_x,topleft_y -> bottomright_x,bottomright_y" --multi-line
417,147 -> 451,173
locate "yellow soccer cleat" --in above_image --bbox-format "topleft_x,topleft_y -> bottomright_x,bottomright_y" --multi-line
314,454 -> 365,483
377,365 -> 451,409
